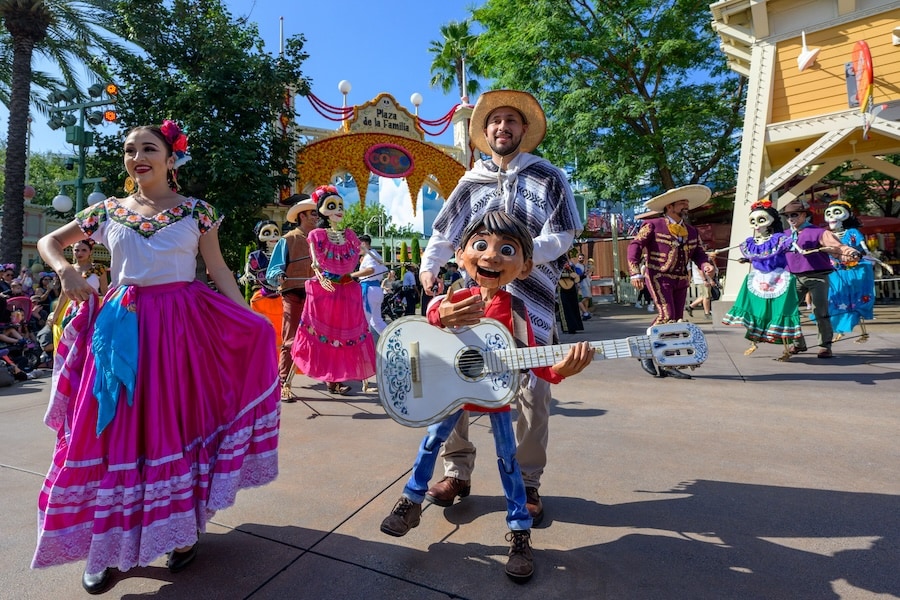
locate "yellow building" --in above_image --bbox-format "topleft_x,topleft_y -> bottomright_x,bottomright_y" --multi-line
710,0 -> 900,299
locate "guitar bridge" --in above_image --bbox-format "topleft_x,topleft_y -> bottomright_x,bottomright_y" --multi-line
409,341 -> 423,398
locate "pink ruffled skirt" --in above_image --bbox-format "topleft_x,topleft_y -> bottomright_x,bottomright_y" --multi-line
291,278 -> 376,382
32,281 -> 280,574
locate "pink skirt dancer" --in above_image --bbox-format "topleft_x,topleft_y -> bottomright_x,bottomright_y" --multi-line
291,275 -> 376,382
33,281 -> 280,575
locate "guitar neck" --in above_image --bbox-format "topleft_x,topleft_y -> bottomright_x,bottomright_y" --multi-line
492,336 -> 651,371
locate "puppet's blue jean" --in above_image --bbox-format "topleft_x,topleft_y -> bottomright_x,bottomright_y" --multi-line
402,409 -> 532,531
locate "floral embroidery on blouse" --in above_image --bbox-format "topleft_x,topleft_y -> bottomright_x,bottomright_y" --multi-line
84,264 -> 107,279
76,198 -> 222,238
314,238 -> 358,263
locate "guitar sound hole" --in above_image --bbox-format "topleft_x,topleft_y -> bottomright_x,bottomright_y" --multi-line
457,348 -> 485,379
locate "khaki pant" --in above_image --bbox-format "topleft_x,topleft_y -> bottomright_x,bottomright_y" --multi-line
439,377 -> 551,489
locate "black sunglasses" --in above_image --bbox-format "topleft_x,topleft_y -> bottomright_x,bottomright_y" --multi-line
786,212 -> 804,219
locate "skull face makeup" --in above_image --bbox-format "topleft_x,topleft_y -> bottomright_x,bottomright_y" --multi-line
253,220 -> 281,253
749,209 -> 775,235
824,204 -> 850,230
258,223 -> 281,246
319,195 -> 345,224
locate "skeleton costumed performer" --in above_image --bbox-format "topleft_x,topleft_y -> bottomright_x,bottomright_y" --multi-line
627,185 -> 715,379
290,185 -> 376,395
721,200 -> 803,360
817,199 -> 875,342
242,220 -> 283,349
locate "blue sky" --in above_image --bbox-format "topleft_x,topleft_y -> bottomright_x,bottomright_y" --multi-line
15,0 -> 475,154
8,0 -> 478,232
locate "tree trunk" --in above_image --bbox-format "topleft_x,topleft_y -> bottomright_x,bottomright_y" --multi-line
0,34 -> 36,268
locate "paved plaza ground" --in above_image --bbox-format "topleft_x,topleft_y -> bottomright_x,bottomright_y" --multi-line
1,301 -> 898,599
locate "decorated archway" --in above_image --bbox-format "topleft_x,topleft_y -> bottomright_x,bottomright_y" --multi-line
295,93 -> 467,214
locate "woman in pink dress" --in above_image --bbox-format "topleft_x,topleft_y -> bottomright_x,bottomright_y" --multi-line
33,120 -> 280,595
291,185 -> 376,394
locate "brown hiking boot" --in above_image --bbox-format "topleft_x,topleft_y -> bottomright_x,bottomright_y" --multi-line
380,497 -> 421,537
505,530 -> 534,582
425,476 -> 471,507
525,487 -> 544,526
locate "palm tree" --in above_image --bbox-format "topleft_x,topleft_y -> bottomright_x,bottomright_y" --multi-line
0,0 -> 124,267
1,31 -> 64,108
427,20 -> 484,104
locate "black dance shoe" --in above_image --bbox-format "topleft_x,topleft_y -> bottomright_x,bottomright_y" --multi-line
82,568 -> 112,595
166,545 -> 198,573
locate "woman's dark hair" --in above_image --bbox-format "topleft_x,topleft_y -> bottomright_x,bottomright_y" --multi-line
460,210 -> 534,261
127,125 -> 172,154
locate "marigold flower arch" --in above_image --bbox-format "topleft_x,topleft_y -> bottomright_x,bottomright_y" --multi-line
295,132 -> 465,215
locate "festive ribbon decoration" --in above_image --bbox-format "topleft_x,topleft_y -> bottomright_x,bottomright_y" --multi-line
416,105 -> 460,136
307,93 -> 355,122
305,94 -> 459,136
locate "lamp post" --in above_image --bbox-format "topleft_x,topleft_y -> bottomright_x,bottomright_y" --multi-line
410,92 -> 423,116
47,84 -> 118,212
338,80 -> 352,131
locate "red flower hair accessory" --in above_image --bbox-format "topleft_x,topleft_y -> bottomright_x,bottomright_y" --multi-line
160,119 -> 191,168
311,184 -> 341,207
750,199 -> 772,211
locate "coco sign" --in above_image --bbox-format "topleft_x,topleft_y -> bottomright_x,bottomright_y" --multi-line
364,143 -> 414,178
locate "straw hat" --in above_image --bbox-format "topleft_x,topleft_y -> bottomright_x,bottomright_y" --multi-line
469,90 -> 547,155
643,185 -> 711,213
285,197 -> 316,223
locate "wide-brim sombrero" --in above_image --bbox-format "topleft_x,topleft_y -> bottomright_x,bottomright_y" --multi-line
778,198 -> 810,214
643,185 -> 711,213
469,90 -> 547,155
286,197 -> 316,223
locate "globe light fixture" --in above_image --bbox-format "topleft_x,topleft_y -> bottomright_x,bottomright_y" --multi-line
52,187 -> 74,213
410,92 -> 423,116
87,182 -> 106,205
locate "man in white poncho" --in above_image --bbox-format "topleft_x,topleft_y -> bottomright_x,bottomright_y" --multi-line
419,90 -> 582,527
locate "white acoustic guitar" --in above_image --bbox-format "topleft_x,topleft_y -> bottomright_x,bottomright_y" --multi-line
376,316 -> 708,427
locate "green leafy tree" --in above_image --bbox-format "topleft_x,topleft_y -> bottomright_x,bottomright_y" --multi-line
826,156 -> 900,218
24,151 -> 71,206
471,0 -> 746,208
1,0 -> 126,267
410,236 -> 421,265
90,0 -> 310,267
428,20 -> 486,103
342,201 -> 390,236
